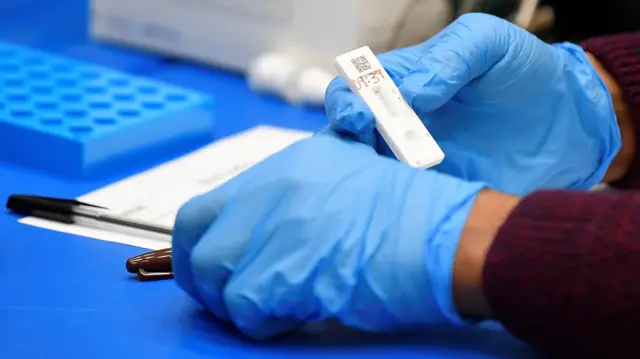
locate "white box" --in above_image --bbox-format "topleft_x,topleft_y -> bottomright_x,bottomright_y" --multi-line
90,0 -> 453,74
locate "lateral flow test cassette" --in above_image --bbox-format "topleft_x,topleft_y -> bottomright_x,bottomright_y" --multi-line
334,46 -> 444,169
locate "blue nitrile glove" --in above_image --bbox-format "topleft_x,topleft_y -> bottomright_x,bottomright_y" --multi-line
172,134 -> 486,340
324,13 -> 621,195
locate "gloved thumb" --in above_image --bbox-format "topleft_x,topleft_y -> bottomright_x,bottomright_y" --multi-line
324,76 -> 378,148
398,13 -> 511,114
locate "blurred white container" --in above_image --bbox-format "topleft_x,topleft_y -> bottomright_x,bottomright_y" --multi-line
90,0 -> 453,105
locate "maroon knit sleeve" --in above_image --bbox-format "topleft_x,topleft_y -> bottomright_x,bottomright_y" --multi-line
483,190 -> 640,358
581,34 -> 640,189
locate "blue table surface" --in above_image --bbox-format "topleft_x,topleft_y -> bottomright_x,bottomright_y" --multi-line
0,1 -> 540,358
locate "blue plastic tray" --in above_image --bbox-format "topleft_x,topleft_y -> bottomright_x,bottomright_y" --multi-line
0,42 -> 215,177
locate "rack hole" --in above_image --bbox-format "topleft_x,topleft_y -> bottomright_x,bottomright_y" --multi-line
65,109 -> 87,119
89,101 -> 111,109
166,93 -> 187,102
108,78 -> 129,86
80,70 -> 101,79
4,77 -> 24,86
7,93 -> 28,102
142,101 -> 164,110
69,125 -> 93,135
31,85 -> 53,94
61,93 -> 82,102
56,78 -> 78,87
27,70 -> 49,80
0,63 -> 20,72
36,101 -> 58,110
94,117 -> 116,125
84,85 -> 107,94
113,93 -> 135,102
117,109 -> 139,118
11,110 -> 33,118
41,117 -> 62,125
137,85 -> 158,94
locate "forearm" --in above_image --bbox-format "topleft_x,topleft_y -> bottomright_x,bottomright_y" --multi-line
455,190 -> 640,357
587,52 -> 635,183
453,190 -> 518,320
582,34 -> 640,187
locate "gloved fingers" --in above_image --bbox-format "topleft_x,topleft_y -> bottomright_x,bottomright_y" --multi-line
172,171 -> 254,308
172,191 -> 228,305
221,246 -> 308,340
186,212 -> 244,321
399,13 -> 511,113
314,124 -> 357,142
313,125 -> 339,137
217,188 -> 341,339
374,130 -> 396,158
315,125 -> 398,161
187,185 -> 280,322
224,281 -> 304,340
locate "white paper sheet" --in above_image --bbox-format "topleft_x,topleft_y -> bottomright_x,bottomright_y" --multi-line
19,125 -> 312,249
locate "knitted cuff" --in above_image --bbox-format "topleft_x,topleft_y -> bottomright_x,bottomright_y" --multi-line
483,190 -> 640,357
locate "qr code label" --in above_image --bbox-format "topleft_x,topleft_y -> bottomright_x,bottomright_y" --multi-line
351,55 -> 372,73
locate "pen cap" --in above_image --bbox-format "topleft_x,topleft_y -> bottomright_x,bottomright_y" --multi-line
5,194 -> 103,217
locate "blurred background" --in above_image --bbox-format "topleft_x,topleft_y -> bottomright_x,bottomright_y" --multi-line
457,0 -> 640,43
1,0 -> 639,108
540,0 -> 640,43
83,0 -> 640,107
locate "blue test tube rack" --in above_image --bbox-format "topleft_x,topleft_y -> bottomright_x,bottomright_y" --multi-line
0,42 -> 215,177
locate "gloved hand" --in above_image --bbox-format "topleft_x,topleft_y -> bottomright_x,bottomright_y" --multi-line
324,13 -> 621,195
172,134 -> 486,339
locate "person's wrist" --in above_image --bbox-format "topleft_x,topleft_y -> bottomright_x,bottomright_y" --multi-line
453,189 -> 520,320
586,52 -> 636,183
